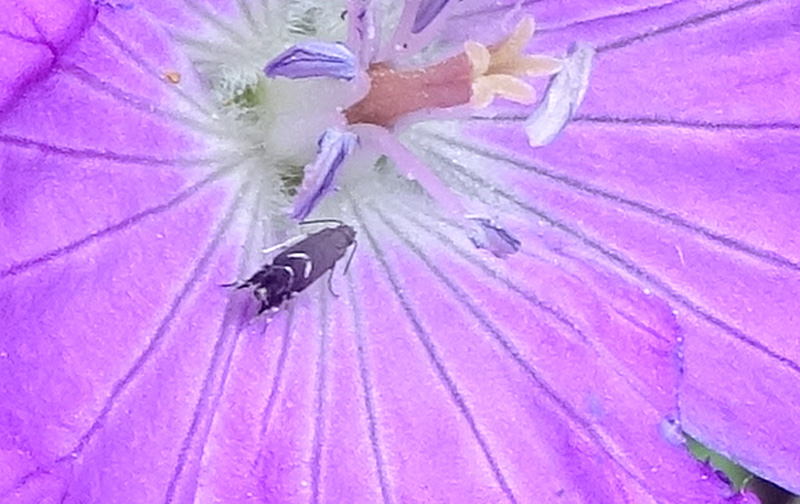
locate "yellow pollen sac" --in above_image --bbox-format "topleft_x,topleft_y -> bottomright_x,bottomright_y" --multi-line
164,70 -> 182,84
465,17 -> 562,108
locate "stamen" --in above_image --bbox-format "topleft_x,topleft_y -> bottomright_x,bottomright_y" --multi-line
348,0 -> 379,66
466,17 -> 562,108
468,217 -> 522,258
412,0 -> 451,34
525,42 -> 594,147
465,41 -> 491,78
164,71 -> 181,84
345,16 -> 562,126
264,41 -> 358,81
292,128 -> 359,219
471,74 -> 535,108
486,17 -> 537,75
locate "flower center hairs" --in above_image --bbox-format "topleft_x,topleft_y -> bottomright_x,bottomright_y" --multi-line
192,1 -> 593,260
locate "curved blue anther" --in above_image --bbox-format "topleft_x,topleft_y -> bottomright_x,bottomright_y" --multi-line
292,129 -> 359,220
264,41 -> 357,81
412,0 -> 451,34
468,217 -> 522,258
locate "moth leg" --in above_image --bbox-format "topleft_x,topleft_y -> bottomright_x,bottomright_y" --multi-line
220,280 -> 250,289
327,264 -> 340,298
343,239 -> 357,274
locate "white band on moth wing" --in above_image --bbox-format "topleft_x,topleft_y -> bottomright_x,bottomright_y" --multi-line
285,252 -> 313,278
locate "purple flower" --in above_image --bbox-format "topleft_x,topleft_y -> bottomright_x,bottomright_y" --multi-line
1,1 -> 797,504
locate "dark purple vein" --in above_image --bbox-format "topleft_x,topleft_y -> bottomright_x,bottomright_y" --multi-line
164,182 -> 263,503
94,21 -> 214,117
61,64 -> 215,134
372,203 -> 663,502
612,308 -> 673,345
3,182 -> 247,499
468,114 -> 800,131
535,0 -> 687,35
0,133 -> 212,166
163,301 -> 251,504
389,201 -> 672,406
426,133 -> 800,273
347,275 -> 393,504
73,185 -> 246,462
235,0 -> 262,36
0,29 -> 43,46
574,114 -> 800,131
434,148 -> 800,377
1,164 -> 237,279
597,0 -> 773,53
349,197 -> 520,504
309,290 -> 330,504
257,310 -> 296,441
170,32 -> 245,60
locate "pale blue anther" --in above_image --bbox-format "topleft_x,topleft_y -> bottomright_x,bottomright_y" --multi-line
264,41 -> 357,81
468,217 -> 521,258
292,129 -> 359,220
525,43 -> 594,147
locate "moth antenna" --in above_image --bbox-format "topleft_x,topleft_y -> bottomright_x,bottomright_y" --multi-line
299,218 -> 344,226
261,234 -> 308,255
343,239 -> 357,274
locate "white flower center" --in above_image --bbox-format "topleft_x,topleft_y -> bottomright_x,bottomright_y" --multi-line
177,0 -> 590,257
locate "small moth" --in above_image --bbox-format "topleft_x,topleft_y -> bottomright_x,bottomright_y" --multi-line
228,220 -> 357,314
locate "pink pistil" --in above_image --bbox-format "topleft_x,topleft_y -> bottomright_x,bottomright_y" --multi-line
344,54 -> 473,127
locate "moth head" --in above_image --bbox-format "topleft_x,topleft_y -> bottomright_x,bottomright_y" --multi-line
250,266 -> 295,310
254,286 -> 270,304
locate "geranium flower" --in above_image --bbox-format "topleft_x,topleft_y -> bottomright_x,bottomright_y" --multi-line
1,0 -> 797,503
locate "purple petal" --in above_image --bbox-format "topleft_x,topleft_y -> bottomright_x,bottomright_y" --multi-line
0,0 -> 95,114
468,217 -> 522,257
2,0 -> 796,502
264,41 -> 357,81
0,1 -> 248,500
292,128 -> 358,220
466,0 -> 800,494
312,201 -> 742,502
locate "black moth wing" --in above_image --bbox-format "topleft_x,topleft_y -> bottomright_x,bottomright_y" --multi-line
232,224 -> 356,314
272,224 -> 356,294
